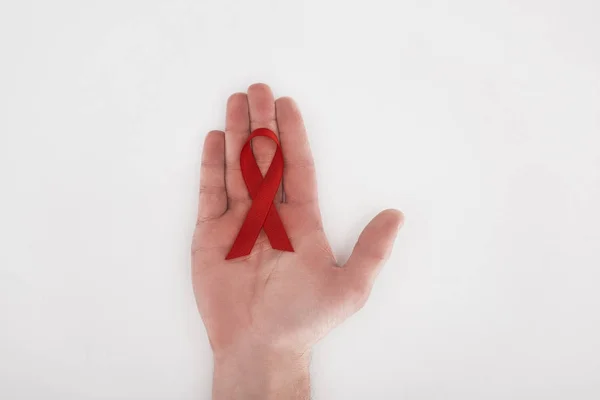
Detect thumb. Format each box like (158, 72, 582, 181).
(343, 209, 404, 289)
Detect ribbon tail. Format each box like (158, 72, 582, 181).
(225, 200, 271, 260)
(263, 207, 294, 252)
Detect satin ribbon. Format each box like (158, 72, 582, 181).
(225, 128, 294, 260)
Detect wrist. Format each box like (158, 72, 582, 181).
(213, 341, 311, 400)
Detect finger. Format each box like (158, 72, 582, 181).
(275, 96, 317, 205)
(197, 131, 227, 223)
(225, 92, 251, 207)
(342, 209, 404, 297)
(247, 83, 283, 203)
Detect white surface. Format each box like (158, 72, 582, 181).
(1, 0, 599, 399)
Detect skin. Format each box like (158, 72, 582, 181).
(192, 83, 404, 400)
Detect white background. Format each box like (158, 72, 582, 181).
(1, 0, 599, 399)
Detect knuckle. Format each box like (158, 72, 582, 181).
(199, 185, 225, 195)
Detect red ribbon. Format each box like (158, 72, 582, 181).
(225, 128, 295, 260)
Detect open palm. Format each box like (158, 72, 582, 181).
(192, 83, 403, 357)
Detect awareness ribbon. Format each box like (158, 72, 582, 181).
(225, 128, 294, 260)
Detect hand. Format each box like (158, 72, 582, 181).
(192, 83, 403, 399)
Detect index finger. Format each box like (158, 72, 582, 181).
(275, 96, 317, 204)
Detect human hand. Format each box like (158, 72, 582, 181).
(192, 83, 403, 399)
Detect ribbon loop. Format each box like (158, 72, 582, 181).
(225, 128, 294, 260)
